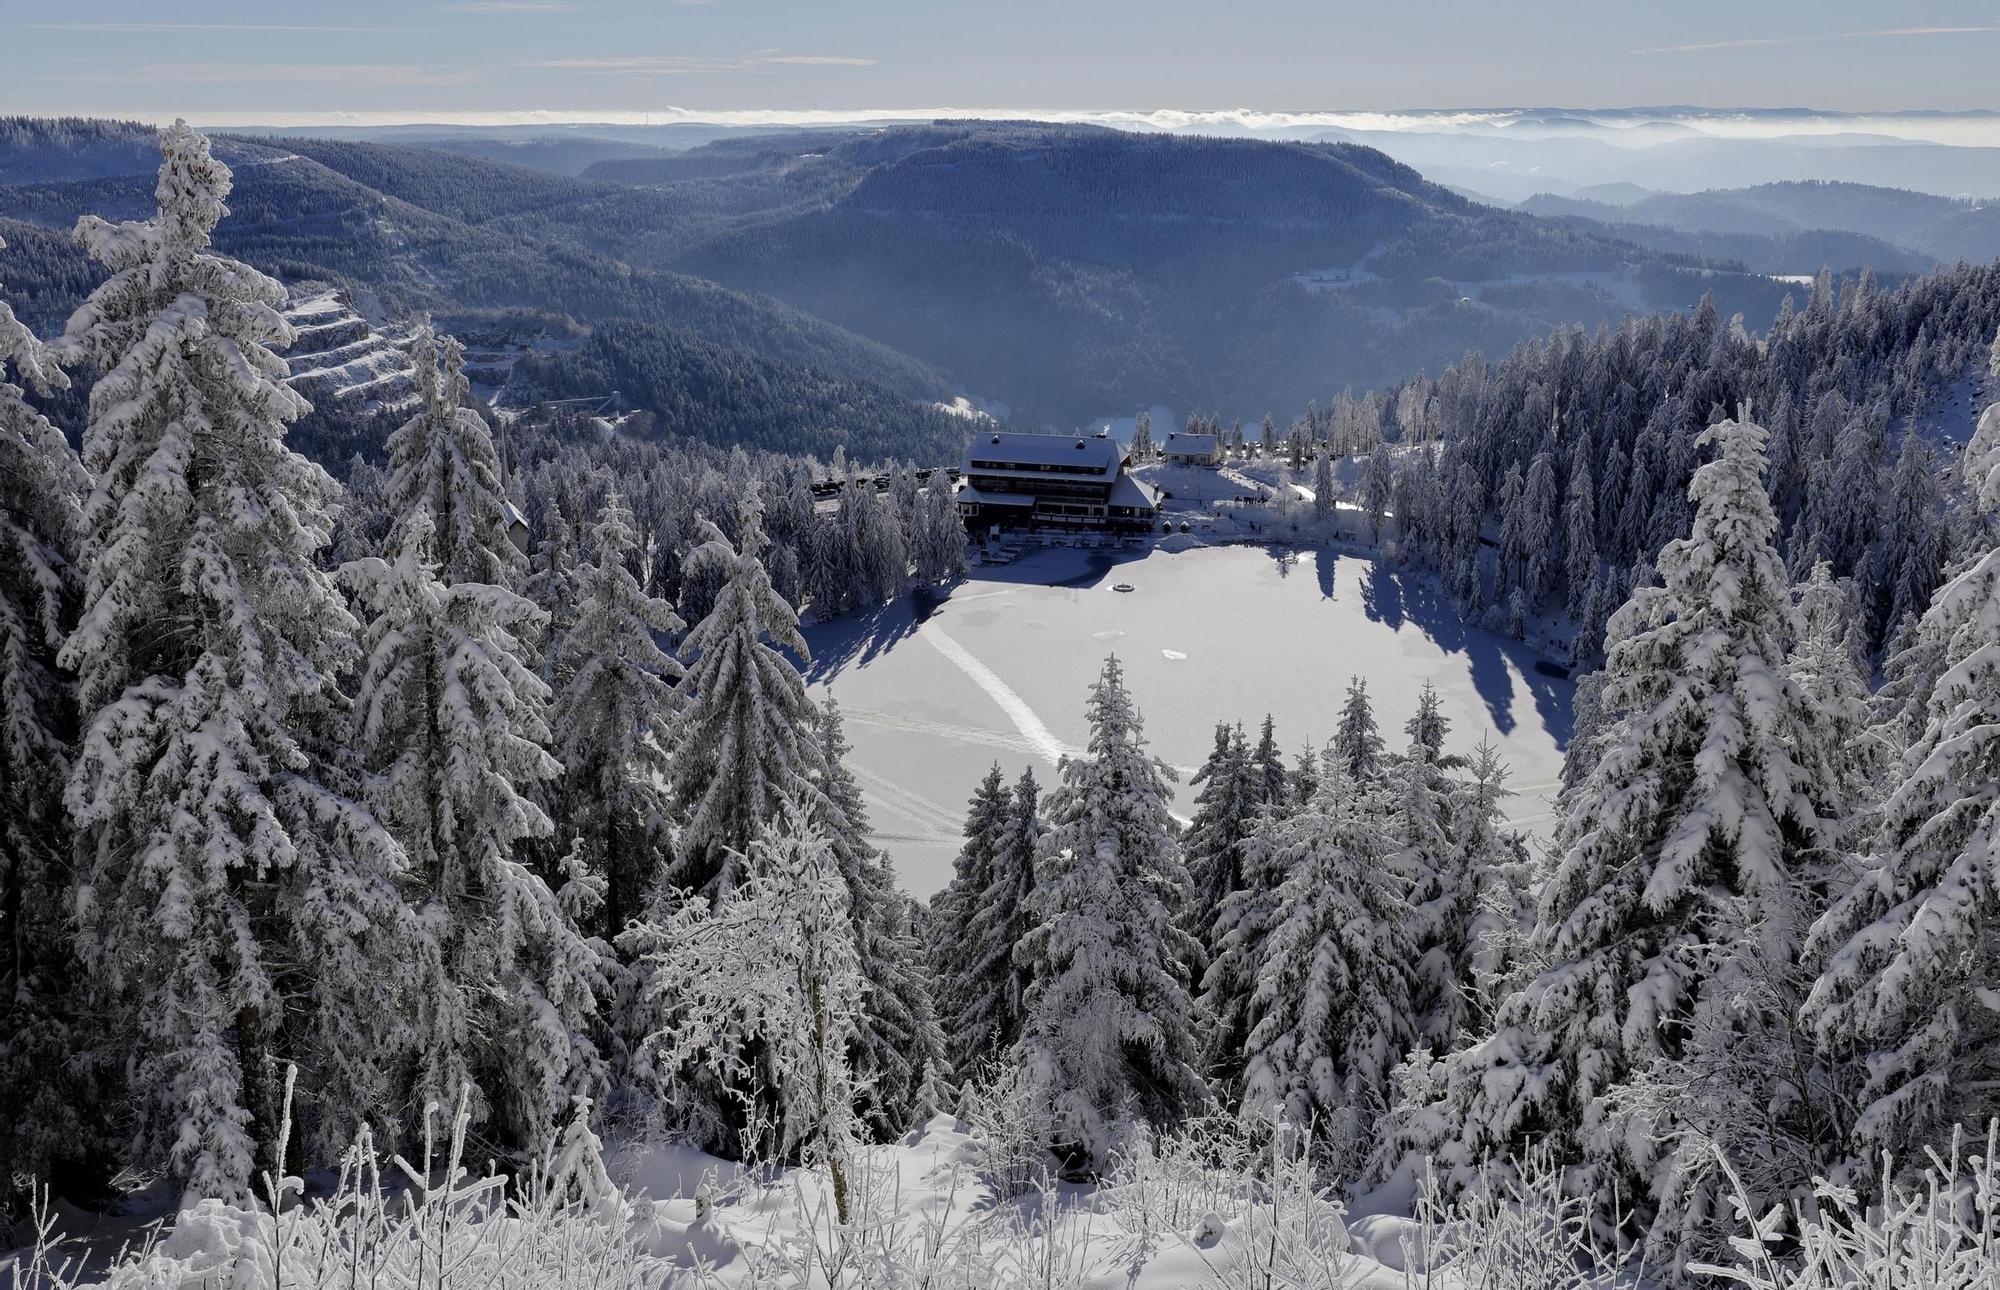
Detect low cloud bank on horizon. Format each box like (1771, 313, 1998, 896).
(143, 105, 2000, 149)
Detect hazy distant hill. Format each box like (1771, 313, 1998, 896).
(0, 126, 967, 463)
(1517, 193, 1932, 276)
(1520, 180, 2000, 272)
(0, 117, 287, 185)
(660, 124, 1788, 419)
(1320, 124, 2000, 205)
(0, 117, 1812, 442)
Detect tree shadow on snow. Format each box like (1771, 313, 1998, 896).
(800, 592, 931, 683)
(1361, 562, 1573, 749)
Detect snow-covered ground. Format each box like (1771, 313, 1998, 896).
(803, 544, 1573, 897)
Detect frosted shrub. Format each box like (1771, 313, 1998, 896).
(4, 1089, 665, 1290)
(1693, 1123, 2000, 1290)
(1407, 1147, 1636, 1290)
(958, 1068, 1065, 1197)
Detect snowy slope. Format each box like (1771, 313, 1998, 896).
(281, 286, 421, 414)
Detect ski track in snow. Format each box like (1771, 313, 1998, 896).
(847, 761, 967, 845)
(923, 626, 1073, 767)
(839, 705, 1075, 761)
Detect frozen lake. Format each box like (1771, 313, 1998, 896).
(802, 544, 1574, 898)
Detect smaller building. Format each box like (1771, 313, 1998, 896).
(958, 430, 1158, 531)
(1162, 431, 1222, 467)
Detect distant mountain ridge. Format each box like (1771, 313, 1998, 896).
(0, 116, 1827, 440)
(0, 122, 969, 464)
(1519, 179, 2000, 273)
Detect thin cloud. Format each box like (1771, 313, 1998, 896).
(1636, 25, 2000, 55)
(448, 2, 580, 10)
(55, 63, 482, 87)
(26, 21, 396, 34)
(528, 51, 875, 74)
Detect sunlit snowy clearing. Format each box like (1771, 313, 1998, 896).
(804, 544, 1573, 896)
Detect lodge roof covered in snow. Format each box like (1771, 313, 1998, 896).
(964, 430, 1125, 479)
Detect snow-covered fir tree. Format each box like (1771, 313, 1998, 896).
(1564, 442, 1599, 622)
(0, 235, 94, 1191)
(526, 498, 583, 675)
(914, 467, 967, 586)
(1013, 655, 1206, 1166)
(1248, 713, 1288, 809)
(933, 764, 1013, 1070)
(1237, 760, 1413, 1170)
(381, 323, 524, 589)
(1332, 675, 1385, 780)
(1183, 721, 1257, 957)
(1407, 417, 1842, 1256)
(550, 493, 685, 939)
(1786, 560, 1890, 835)
(1362, 439, 1394, 543)
(666, 491, 824, 898)
(346, 513, 604, 1157)
(1388, 684, 1465, 1049)
(1804, 399, 2000, 1171)
(1433, 738, 1533, 1043)
(57, 123, 416, 1195)
(944, 765, 1041, 1077)
(813, 700, 946, 1138)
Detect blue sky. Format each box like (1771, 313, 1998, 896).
(8, 0, 2000, 123)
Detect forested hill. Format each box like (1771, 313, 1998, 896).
(661, 124, 1793, 419)
(1520, 179, 2000, 269)
(1376, 261, 2000, 672)
(0, 117, 1856, 450)
(0, 120, 967, 464)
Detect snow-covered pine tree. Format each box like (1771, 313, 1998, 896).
(1332, 675, 1385, 781)
(933, 764, 1013, 1071)
(0, 236, 95, 1192)
(1238, 760, 1414, 1169)
(1803, 400, 2000, 1169)
(1312, 450, 1336, 527)
(1288, 741, 1319, 805)
(57, 123, 415, 1195)
(551, 493, 685, 939)
(1198, 798, 1281, 1102)
(382, 324, 523, 589)
(1013, 656, 1206, 1165)
(1363, 439, 1394, 544)
(635, 797, 865, 1220)
(953, 765, 1041, 1077)
(1249, 713, 1288, 809)
(1434, 738, 1533, 1043)
(1409, 417, 1841, 1248)
(1872, 430, 1946, 639)
(1564, 442, 1599, 621)
(347, 502, 604, 1157)
(915, 467, 967, 586)
(814, 699, 945, 1138)
(1787, 561, 1889, 837)
(667, 491, 824, 898)
(526, 498, 582, 677)
(1390, 684, 1464, 1049)
(1183, 722, 1256, 957)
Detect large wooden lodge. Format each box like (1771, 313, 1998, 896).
(956, 429, 1160, 532)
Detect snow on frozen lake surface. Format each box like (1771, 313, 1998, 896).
(804, 544, 1574, 898)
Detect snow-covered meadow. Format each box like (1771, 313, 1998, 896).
(803, 544, 1572, 896)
